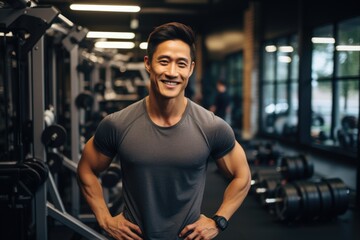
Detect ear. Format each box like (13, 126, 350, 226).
(144, 56, 151, 73)
(189, 61, 195, 76)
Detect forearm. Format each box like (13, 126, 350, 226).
(77, 167, 112, 228)
(215, 174, 251, 220)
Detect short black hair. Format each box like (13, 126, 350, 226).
(146, 22, 196, 62)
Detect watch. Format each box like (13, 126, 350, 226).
(212, 215, 228, 231)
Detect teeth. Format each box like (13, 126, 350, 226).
(163, 81, 177, 86)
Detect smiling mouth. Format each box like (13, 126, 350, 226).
(161, 80, 179, 86)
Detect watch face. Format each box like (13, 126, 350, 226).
(219, 218, 227, 228)
(214, 216, 228, 230)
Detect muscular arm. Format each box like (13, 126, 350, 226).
(180, 141, 251, 239)
(77, 137, 113, 227)
(214, 141, 251, 220)
(77, 137, 142, 239)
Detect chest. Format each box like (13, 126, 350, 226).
(118, 118, 210, 169)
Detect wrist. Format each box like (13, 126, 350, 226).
(212, 215, 228, 231)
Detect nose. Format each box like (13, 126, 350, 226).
(165, 63, 179, 78)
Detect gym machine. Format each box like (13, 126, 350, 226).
(0, 1, 111, 239)
(0, 1, 58, 239)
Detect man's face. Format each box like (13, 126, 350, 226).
(145, 40, 194, 99)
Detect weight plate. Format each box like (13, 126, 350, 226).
(24, 158, 48, 184)
(41, 124, 67, 148)
(294, 157, 304, 180)
(324, 178, 349, 216)
(20, 164, 42, 195)
(293, 181, 308, 220)
(281, 156, 297, 181)
(275, 183, 301, 222)
(303, 181, 321, 220)
(301, 155, 314, 179)
(75, 91, 94, 111)
(101, 163, 122, 188)
(314, 181, 333, 218)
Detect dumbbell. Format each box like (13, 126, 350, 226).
(251, 168, 282, 186)
(250, 168, 282, 195)
(256, 179, 283, 209)
(101, 163, 122, 188)
(255, 143, 281, 166)
(277, 154, 314, 181)
(265, 178, 350, 222)
(246, 142, 281, 166)
(251, 155, 313, 195)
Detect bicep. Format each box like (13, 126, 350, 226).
(78, 136, 114, 176)
(216, 141, 249, 179)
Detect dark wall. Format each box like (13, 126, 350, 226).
(260, 0, 360, 40)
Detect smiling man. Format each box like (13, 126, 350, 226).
(77, 22, 251, 240)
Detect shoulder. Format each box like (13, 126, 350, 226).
(107, 99, 145, 122)
(99, 99, 145, 131)
(187, 99, 216, 124)
(188, 99, 229, 127)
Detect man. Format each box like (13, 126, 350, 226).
(210, 80, 232, 122)
(77, 22, 251, 240)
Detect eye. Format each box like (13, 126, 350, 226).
(178, 62, 187, 68)
(159, 60, 169, 65)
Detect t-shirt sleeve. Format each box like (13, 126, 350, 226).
(93, 115, 118, 158)
(209, 116, 235, 159)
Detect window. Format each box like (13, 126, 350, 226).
(311, 25, 334, 144)
(311, 17, 359, 154)
(261, 35, 299, 138)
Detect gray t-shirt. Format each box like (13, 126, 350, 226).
(94, 98, 235, 240)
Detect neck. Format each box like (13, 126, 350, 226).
(146, 95, 187, 127)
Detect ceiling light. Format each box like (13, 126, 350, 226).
(0, 32, 13, 37)
(70, 4, 141, 12)
(278, 56, 292, 63)
(265, 45, 277, 52)
(87, 31, 135, 39)
(139, 42, 148, 49)
(278, 46, 294, 53)
(95, 41, 135, 49)
(336, 45, 360, 51)
(311, 37, 335, 44)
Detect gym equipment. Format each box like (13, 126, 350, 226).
(251, 168, 282, 187)
(245, 141, 281, 166)
(75, 91, 94, 111)
(44, 109, 55, 127)
(0, 4, 59, 57)
(337, 115, 358, 149)
(251, 154, 314, 190)
(256, 179, 282, 208)
(277, 154, 314, 181)
(41, 124, 67, 148)
(265, 178, 350, 222)
(23, 157, 49, 186)
(46, 152, 63, 173)
(0, 159, 48, 207)
(101, 163, 122, 188)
